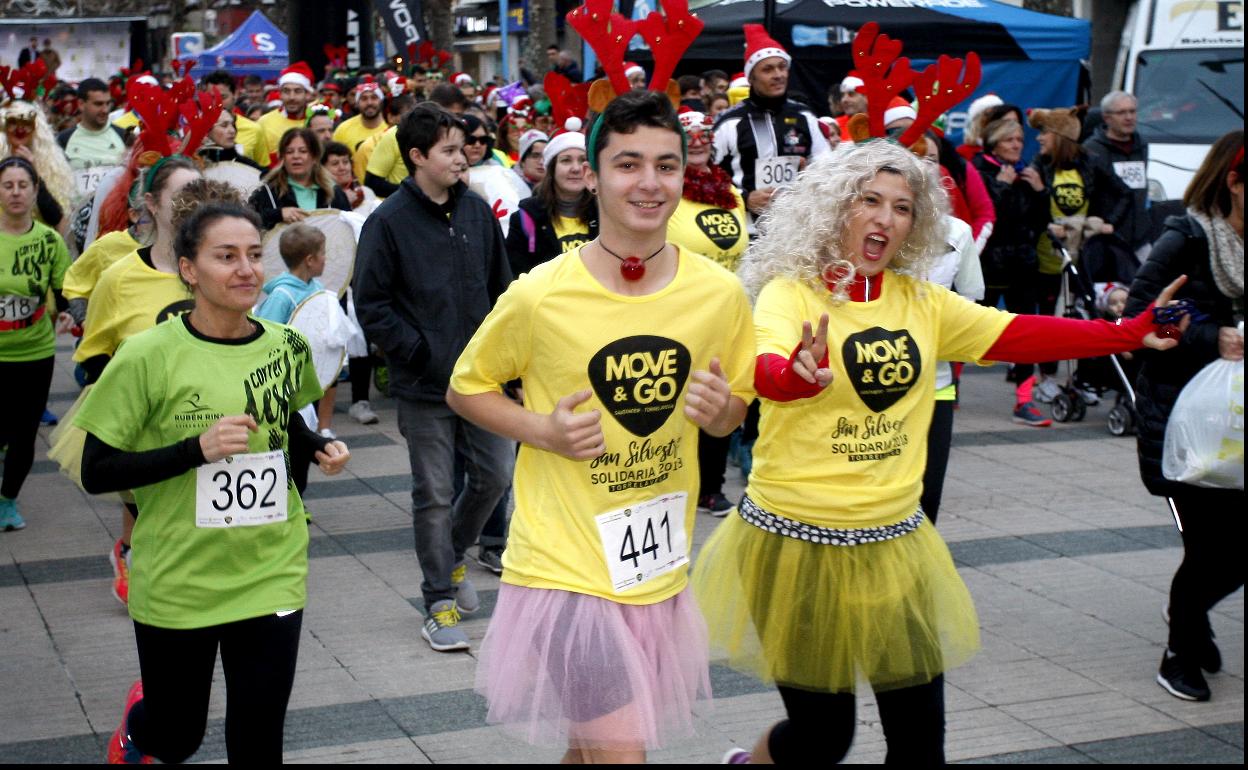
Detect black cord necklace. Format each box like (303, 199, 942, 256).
(598, 240, 667, 281)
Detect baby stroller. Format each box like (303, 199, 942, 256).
(1045, 230, 1140, 436)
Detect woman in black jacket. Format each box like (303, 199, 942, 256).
(504, 128, 597, 278)
(248, 127, 350, 230)
(1126, 130, 1243, 704)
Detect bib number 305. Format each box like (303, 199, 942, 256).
(195, 450, 288, 528)
(595, 492, 689, 594)
(755, 156, 799, 189)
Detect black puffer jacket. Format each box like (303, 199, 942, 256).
(248, 179, 352, 230)
(1125, 214, 1239, 497)
(504, 196, 598, 278)
(971, 153, 1049, 287)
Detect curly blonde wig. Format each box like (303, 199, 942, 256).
(738, 140, 947, 303)
(1, 100, 75, 215)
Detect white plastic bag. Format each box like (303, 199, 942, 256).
(1162, 357, 1245, 490)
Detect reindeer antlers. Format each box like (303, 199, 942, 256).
(897, 53, 981, 146)
(178, 90, 223, 157)
(635, 0, 704, 91)
(567, 0, 638, 97)
(851, 22, 915, 139)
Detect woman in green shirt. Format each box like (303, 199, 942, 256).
(248, 127, 351, 230)
(0, 156, 72, 531)
(75, 201, 350, 763)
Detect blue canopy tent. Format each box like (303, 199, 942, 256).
(651, 0, 1091, 145)
(198, 11, 289, 81)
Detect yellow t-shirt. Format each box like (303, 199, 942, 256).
(74, 250, 193, 362)
(553, 216, 593, 253)
(450, 247, 756, 604)
(256, 110, 307, 159)
(1037, 167, 1088, 275)
(233, 113, 271, 168)
(748, 274, 1012, 529)
(352, 128, 387, 183)
(332, 114, 388, 154)
(365, 129, 409, 188)
(62, 230, 140, 301)
(666, 192, 748, 271)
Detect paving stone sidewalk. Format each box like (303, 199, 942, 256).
(0, 344, 1241, 764)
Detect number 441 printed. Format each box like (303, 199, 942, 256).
(595, 492, 690, 594)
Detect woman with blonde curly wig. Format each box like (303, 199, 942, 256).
(697, 140, 1193, 765)
(1, 99, 74, 233)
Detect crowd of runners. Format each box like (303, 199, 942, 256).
(1, 4, 1243, 764)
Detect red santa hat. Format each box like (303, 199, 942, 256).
(278, 62, 314, 92)
(453, 72, 474, 87)
(839, 74, 864, 94)
(264, 88, 282, 108)
(624, 62, 645, 80)
(542, 116, 586, 168)
(729, 72, 748, 90)
(743, 23, 790, 80)
(356, 75, 383, 97)
(883, 96, 916, 127)
(677, 107, 712, 134)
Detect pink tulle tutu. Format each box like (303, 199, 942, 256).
(475, 583, 712, 751)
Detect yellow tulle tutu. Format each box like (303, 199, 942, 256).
(692, 507, 980, 694)
(46, 385, 91, 490)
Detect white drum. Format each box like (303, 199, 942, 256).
(203, 160, 263, 200)
(261, 210, 357, 298)
(287, 290, 353, 390)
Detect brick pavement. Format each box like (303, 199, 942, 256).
(0, 343, 1241, 764)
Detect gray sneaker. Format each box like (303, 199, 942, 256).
(1033, 378, 1063, 404)
(348, 400, 379, 425)
(475, 547, 504, 575)
(421, 600, 470, 651)
(451, 563, 480, 614)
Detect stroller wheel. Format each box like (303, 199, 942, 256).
(1052, 393, 1073, 422)
(1107, 404, 1134, 436)
(1072, 398, 1088, 422)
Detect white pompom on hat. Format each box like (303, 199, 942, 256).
(542, 117, 586, 168)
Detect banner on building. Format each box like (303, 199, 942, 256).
(373, 0, 427, 51)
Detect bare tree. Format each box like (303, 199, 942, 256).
(426, 0, 455, 55)
(522, 0, 557, 82)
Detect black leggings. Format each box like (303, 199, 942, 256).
(1168, 487, 1246, 657)
(769, 676, 946, 765)
(0, 356, 55, 500)
(128, 610, 303, 764)
(697, 428, 731, 498)
(921, 400, 955, 523)
(349, 355, 375, 403)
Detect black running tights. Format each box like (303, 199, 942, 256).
(0, 356, 54, 500)
(1168, 487, 1246, 657)
(769, 676, 946, 765)
(128, 610, 302, 764)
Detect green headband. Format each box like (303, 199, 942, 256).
(143, 154, 176, 195)
(585, 112, 688, 173)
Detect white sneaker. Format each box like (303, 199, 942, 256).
(1078, 386, 1100, 406)
(319, 428, 337, 440)
(348, 400, 380, 425)
(1033, 378, 1062, 404)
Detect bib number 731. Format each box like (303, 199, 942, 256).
(595, 492, 689, 594)
(195, 450, 288, 528)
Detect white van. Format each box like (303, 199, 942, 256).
(1117, 0, 1244, 202)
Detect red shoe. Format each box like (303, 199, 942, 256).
(109, 539, 130, 606)
(106, 681, 152, 764)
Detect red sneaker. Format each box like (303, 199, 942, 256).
(106, 681, 152, 764)
(109, 539, 130, 606)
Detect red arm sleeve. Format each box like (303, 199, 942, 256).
(984, 304, 1158, 363)
(754, 343, 830, 402)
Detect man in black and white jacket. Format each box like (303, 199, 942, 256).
(712, 24, 831, 223)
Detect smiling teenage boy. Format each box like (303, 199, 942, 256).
(353, 104, 515, 652)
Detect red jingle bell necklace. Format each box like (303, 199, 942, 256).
(599, 240, 666, 281)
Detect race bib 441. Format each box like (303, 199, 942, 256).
(595, 492, 689, 594)
(195, 450, 288, 528)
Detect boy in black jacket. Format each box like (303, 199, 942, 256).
(354, 105, 514, 652)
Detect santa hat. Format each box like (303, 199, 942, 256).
(265, 88, 282, 108)
(729, 72, 748, 90)
(542, 116, 585, 168)
(508, 94, 533, 116)
(356, 75, 383, 97)
(677, 107, 712, 134)
(132, 72, 159, 87)
(839, 74, 864, 94)
(967, 93, 1003, 127)
(453, 72, 474, 87)
(624, 62, 645, 80)
(743, 23, 790, 80)
(883, 96, 916, 127)
(518, 129, 550, 161)
(278, 62, 314, 92)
